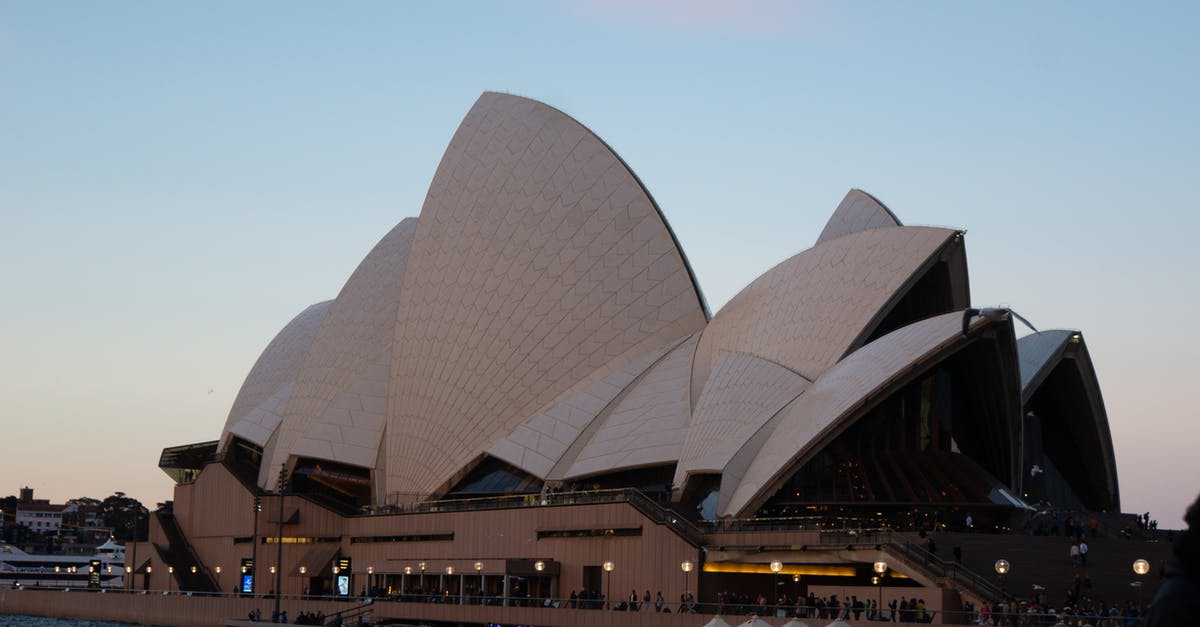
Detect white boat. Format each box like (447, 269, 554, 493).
(1, 539, 130, 589)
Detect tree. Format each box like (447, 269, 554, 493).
(98, 492, 149, 541)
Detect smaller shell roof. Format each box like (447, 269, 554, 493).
(1017, 329, 1077, 392)
(220, 300, 333, 450)
(264, 218, 417, 478)
(721, 310, 1007, 517)
(691, 226, 959, 404)
(816, 188, 902, 245)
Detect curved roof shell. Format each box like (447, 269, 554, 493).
(816, 188, 902, 245)
(1017, 330, 1119, 510)
(220, 300, 333, 451)
(382, 92, 708, 500)
(722, 310, 1019, 517)
(262, 219, 418, 487)
(690, 226, 962, 405)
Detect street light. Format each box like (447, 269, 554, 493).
(1133, 559, 1149, 608)
(474, 562, 484, 604)
(168, 566, 174, 594)
(770, 561, 783, 613)
(994, 559, 1009, 594)
(874, 560, 888, 618)
(603, 561, 614, 609)
(681, 560, 694, 607)
(533, 560, 545, 605)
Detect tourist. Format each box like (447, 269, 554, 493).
(654, 590, 664, 612)
(1144, 492, 1200, 626)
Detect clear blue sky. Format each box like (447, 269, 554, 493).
(1, 1, 1196, 526)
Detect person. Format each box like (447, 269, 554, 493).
(1079, 540, 1088, 567)
(655, 590, 664, 612)
(629, 589, 638, 611)
(1144, 492, 1200, 626)
(643, 589, 651, 612)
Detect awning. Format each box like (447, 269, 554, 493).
(290, 544, 339, 577)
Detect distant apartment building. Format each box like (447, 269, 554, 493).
(16, 502, 67, 531)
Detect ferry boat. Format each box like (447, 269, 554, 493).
(1, 538, 130, 588)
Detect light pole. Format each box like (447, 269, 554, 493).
(168, 566, 174, 594)
(994, 559, 1009, 594)
(251, 494, 260, 596)
(681, 559, 694, 611)
(274, 465, 287, 621)
(419, 562, 427, 598)
(874, 560, 888, 619)
(1133, 558, 1149, 609)
(474, 562, 484, 604)
(535, 560, 545, 604)
(403, 566, 412, 599)
(769, 561, 783, 614)
(603, 561, 614, 610)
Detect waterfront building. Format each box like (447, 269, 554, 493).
(122, 92, 1145, 623)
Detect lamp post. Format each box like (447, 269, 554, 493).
(403, 566, 412, 599)
(874, 560, 888, 619)
(1133, 558, 1149, 609)
(681, 559, 694, 610)
(770, 561, 783, 614)
(168, 566, 174, 594)
(534, 560, 545, 604)
(251, 494, 261, 596)
(474, 562, 484, 604)
(603, 561, 614, 610)
(419, 562, 427, 598)
(994, 559, 1009, 594)
(367, 566, 374, 597)
(274, 465, 287, 622)
(144, 565, 151, 591)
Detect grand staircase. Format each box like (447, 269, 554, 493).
(154, 509, 220, 593)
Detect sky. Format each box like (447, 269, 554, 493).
(1, 1, 1197, 528)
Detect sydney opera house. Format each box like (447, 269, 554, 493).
(127, 92, 1122, 623)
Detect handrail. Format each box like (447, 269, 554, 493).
(884, 541, 1004, 602)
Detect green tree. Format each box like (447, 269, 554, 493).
(98, 492, 149, 541)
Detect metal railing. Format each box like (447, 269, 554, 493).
(371, 488, 705, 544)
(884, 541, 1004, 603)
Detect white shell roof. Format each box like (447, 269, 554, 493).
(816, 188, 902, 245)
(488, 332, 685, 479)
(1016, 329, 1076, 393)
(263, 219, 418, 481)
(721, 310, 1000, 517)
(382, 92, 707, 498)
(220, 300, 333, 450)
(691, 226, 959, 404)
(559, 334, 699, 480)
(674, 351, 809, 488)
